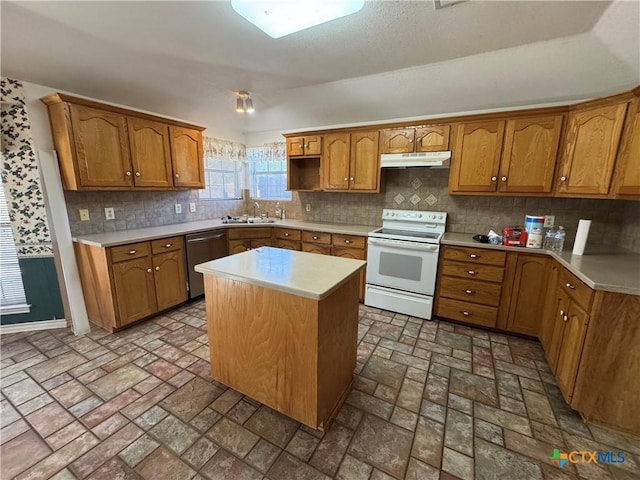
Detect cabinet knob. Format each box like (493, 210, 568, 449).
(409, 139, 413, 143)
(165, 243, 172, 248)
(563, 314, 569, 322)
(344, 177, 348, 181)
(345, 240, 351, 244)
(467, 270, 477, 275)
(560, 176, 567, 182)
(312, 236, 319, 240)
(284, 233, 290, 237)
(464, 289, 474, 295)
(559, 309, 564, 316)
(175, 173, 180, 178)
(566, 283, 575, 289)
(501, 176, 507, 181)
(147, 268, 152, 273)
(155, 266, 160, 271)
(469, 254, 478, 258)
(350, 177, 354, 181)
(129, 250, 136, 254)
(462, 311, 471, 316)
(125, 171, 132, 176)
(135, 172, 141, 177)
(491, 176, 497, 182)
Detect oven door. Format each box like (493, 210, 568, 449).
(366, 237, 439, 295)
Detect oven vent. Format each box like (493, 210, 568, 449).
(380, 151, 451, 168)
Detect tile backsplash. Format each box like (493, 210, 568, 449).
(64, 168, 640, 253)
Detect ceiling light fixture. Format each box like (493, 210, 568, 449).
(231, 0, 365, 39)
(236, 91, 255, 113)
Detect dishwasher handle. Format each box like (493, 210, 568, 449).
(187, 232, 227, 243)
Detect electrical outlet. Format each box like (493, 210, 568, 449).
(544, 215, 555, 228)
(104, 207, 115, 220)
(305, 203, 311, 212)
(189, 203, 196, 213)
(79, 209, 90, 221)
(175, 203, 182, 214)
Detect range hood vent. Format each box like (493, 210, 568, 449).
(380, 151, 451, 168)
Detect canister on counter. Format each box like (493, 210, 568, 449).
(526, 227, 543, 249)
(524, 215, 545, 234)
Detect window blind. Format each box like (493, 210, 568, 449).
(0, 185, 29, 314)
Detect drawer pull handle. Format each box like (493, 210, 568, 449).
(345, 240, 351, 244)
(147, 268, 152, 273)
(312, 236, 319, 240)
(464, 289, 474, 295)
(165, 243, 172, 248)
(129, 250, 137, 254)
(469, 254, 478, 258)
(462, 311, 471, 316)
(467, 270, 477, 275)
(566, 283, 575, 289)
(155, 266, 160, 271)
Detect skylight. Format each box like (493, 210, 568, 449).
(231, 1, 365, 39)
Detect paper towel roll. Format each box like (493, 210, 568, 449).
(572, 219, 592, 256)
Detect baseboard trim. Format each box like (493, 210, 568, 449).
(0, 318, 68, 335)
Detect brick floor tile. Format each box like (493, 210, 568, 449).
(26, 402, 75, 437)
(245, 438, 282, 473)
(0, 429, 51, 479)
(136, 446, 196, 480)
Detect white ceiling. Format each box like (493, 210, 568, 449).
(2, 0, 639, 140)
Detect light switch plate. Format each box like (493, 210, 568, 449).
(175, 204, 182, 214)
(544, 215, 555, 227)
(79, 209, 90, 221)
(189, 203, 196, 213)
(305, 204, 311, 212)
(104, 207, 115, 220)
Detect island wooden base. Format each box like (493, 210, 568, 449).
(203, 274, 360, 430)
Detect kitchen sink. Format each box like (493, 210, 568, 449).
(221, 216, 275, 224)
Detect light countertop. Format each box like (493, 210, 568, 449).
(194, 246, 366, 300)
(443, 232, 640, 296)
(72, 219, 376, 247)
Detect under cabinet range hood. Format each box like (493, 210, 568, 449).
(380, 151, 451, 168)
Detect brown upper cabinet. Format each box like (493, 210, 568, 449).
(287, 135, 322, 157)
(41, 93, 205, 190)
(323, 131, 381, 192)
(555, 100, 628, 196)
(612, 93, 640, 198)
(449, 120, 506, 192)
(449, 115, 564, 194)
(380, 125, 450, 154)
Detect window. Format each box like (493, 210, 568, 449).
(199, 137, 244, 200)
(248, 142, 291, 200)
(0, 185, 29, 314)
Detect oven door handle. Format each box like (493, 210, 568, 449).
(368, 238, 439, 252)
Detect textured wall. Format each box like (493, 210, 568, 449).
(64, 167, 639, 254)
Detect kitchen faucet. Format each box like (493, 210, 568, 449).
(253, 202, 260, 217)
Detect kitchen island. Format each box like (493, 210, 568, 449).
(195, 247, 366, 430)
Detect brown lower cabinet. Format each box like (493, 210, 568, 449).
(75, 236, 187, 331)
(227, 228, 272, 254)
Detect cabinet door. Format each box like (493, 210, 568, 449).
(287, 136, 304, 156)
(112, 257, 157, 325)
(128, 117, 173, 188)
(539, 261, 560, 353)
(380, 128, 415, 154)
(556, 102, 627, 195)
(302, 243, 331, 255)
(613, 98, 640, 197)
(69, 105, 133, 188)
(322, 134, 351, 190)
(153, 250, 187, 311)
(547, 288, 569, 374)
(415, 125, 450, 152)
(170, 126, 204, 188)
(499, 115, 563, 193)
(556, 300, 589, 402)
(333, 247, 366, 302)
(228, 240, 251, 254)
(449, 120, 505, 192)
(504, 254, 549, 336)
(350, 131, 380, 192)
(304, 136, 322, 156)
(250, 239, 271, 249)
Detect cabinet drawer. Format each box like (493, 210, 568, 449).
(443, 246, 506, 266)
(273, 228, 301, 241)
(273, 239, 301, 251)
(111, 242, 150, 263)
(561, 269, 594, 309)
(227, 228, 271, 240)
(302, 243, 332, 255)
(151, 236, 183, 254)
(440, 261, 504, 283)
(332, 234, 365, 249)
(301, 230, 332, 245)
(436, 297, 498, 328)
(333, 247, 365, 260)
(438, 276, 502, 307)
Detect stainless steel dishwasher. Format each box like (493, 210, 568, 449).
(185, 230, 228, 299)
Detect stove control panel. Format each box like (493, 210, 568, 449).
(382, 209, 446, 224)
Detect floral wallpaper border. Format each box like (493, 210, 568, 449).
(1, 77, 53, 258)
